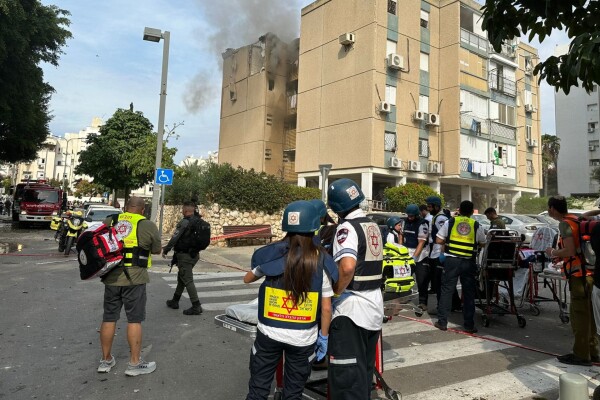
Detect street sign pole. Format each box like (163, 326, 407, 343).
(159, 184, 165, 239)
(319, 164, 333, 203)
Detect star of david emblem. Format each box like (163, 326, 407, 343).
(117, 225, 128, 234)
(281, 295, 299, 314)
(370, 231, 379, 249)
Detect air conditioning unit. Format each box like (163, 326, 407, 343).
(413, 110, 426, 122)
(524, 104, 537, 113)
(589, 127, 596, 133)
(427, 113, 440, 126)
(379, 101, 391, 114)
(387, 53, 404, 70)
(339, 33, 355, 46)
(23, 174, 31, 179)
(388, 156, 401, 168)
(531, 139, 538, 147)
(427, 162, 443, 173)
(590, 145, 596, 151)
(427, 161, 435, 173)
(38, 164, 44, 169)
(525, 65, 533, 75)
(409, 161, 421, 171)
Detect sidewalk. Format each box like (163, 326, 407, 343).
(152, 245, 261, 274)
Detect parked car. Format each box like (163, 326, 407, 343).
(84, 207, 122, 230)
(498, 214, 547, 244)
(526, 213, 559, 234)
(538, 209, 588, 217)
(471, 214, 491, 228)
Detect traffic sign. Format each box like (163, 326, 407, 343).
(155, 168, 174, 185)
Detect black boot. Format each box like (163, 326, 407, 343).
(183, 301, 202, 315)
(166, 294, 181, 309)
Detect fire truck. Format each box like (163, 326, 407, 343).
(11, 180, 64, 226)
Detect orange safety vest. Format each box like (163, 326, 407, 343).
(558, 215, 591, 277)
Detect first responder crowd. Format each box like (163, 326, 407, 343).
(92, 188, 600, 397)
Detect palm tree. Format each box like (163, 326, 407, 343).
(541, 134, 560, 196)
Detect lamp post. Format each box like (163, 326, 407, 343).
(143, 26, 170, 223)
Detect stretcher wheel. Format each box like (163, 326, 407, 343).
(482, 315, 490, 327)
(415, 310, 423, 318)
(530, 305, 541, 316)
(517, 316, 526, 328)
(560, 315, 570, 324)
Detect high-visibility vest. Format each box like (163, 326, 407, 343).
(115, 212, 151, 268)
(446, 216, 478, 258)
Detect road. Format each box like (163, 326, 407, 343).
(1, 219, 599, 399)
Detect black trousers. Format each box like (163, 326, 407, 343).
(246, 330, 315, 400)
(415, 258, 433, 305)
(328, 316, 380, 400)
(431, 257, 462, 310)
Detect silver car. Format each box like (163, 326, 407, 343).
(499, 214, 548, 244)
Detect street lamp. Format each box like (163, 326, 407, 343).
(143, 26, 170, 223)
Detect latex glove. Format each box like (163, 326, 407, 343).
(315, 330, 329, 361)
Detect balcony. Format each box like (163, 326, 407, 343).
(488, 42, 517, 60)
(460, 29, 488, 53)
(287, 94, 297, 115)
(489, 71, 516, 97)
(460, 114, 516, 141)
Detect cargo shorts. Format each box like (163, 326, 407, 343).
(102, 284, 146, 323)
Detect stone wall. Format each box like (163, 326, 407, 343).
(160, 204, 285, 247)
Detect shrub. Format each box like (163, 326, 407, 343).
(384, 183, 444, 212)
(166, 162, 322, 213)
(514, 195, 549, 214)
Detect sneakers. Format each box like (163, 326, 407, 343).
(166, 299, 179, 309)
(418, 304, 428, 312)
(97, 356, 116, 373)
(462, 326, 478, 334)
(125, 359, 157, 376)
(556, 353, 592, 367)
(433, 321, 447, 331)
(592, 355, 600, 363)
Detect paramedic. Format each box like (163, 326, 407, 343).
(434, 200, 486, 334)
(402, 204, 430, 312)
(243, 200, 337, 400)
(427, 196, 461, 311)
(546, 196, 598, 366)
(163, 201, 202, 315)
(386, 216, 403, 246)
(98, 196, 161, 376)
(327, 178, 384, 400)
(582, 208, 600, 338)
(309, 198, 337, 253)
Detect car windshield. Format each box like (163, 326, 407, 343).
(471, 215, 490, 225)
(512, 215, 537, 223)
(88, 209, 121, 221)
(22, 189, 58, 203)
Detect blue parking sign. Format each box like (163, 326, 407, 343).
(155, 168, 174, 185)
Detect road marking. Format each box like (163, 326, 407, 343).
(36, 259, 77, 264)
(170, 286, 258, 298)
(402, 358, 600, 399)
(162, 272, 245, 281)
(165, 279, 260, 288)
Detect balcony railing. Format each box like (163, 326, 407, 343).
(460, 28, 488, 52)
(488, 42, 517, 60)
(460, 114, 516, 141)
(489, 71, 516, 97)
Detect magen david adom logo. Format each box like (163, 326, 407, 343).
(456, 221, 472, 236)
(288, 211, 300, 226)
(346, 185, 360, 200)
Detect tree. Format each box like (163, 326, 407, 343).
(541, 134, 560, 196)
(73, 179, 104, 199)
(0, 1, 72, 162)
(482, 0, 600, 94)
(384, 183, 444, 212)
(75, 108, 176, 200)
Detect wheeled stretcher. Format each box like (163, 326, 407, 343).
(476, 229, 527, 328)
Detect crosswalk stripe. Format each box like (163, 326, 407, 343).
(402, 358, 599, 399)
(169, 286, 258, 298)
(202, 301, 251, 311)
(166, 279, 260, 288)
(383, 336, 512, 369)
(162, 272, 245, 281)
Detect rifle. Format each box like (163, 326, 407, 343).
(169, 254, 178, 273)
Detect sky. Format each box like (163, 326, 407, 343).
(40, 0, 569, 164)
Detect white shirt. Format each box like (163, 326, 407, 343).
(436, 217, 487, 258)
(429, 212, 449, 259)
(332, 209, 384, 331)
(253, 267, 333, 347)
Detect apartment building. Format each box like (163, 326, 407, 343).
(554, 45, 600, 196)
(218, 0, 542, 212)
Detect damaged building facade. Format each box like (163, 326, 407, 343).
(218, 0, 542, 212)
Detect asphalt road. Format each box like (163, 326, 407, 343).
(1, 220, 600, 399)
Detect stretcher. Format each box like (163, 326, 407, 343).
(214, 286, 420, 400)
(476, 229, 527, 328)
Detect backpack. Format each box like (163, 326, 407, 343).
(187, 216, 211, 252)
(76, 216, 124, 280)
(564, 216, 600, 270)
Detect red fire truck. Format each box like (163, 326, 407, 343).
(11, 180, 64, 226)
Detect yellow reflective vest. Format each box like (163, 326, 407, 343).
(115, 212, 151, 268)
(446, 216, 478, 258)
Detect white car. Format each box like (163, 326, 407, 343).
(84, 207, 122, 230)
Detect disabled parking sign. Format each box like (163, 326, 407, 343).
(155, 168, 174, 185)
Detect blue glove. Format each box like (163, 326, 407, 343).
(315, 330, 329, 361)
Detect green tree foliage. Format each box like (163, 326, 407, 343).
(1, 177, 10, 194)
(541, 134, 560, 196)
(166, 162, 321, 213)
(0, 1, 72, 162)
(515, 195, 549, 214)
(75, 108, 176, 200)
(73, 179, 104, 199)
(482, 0, 600, 94)
(384, 183, 444, 212)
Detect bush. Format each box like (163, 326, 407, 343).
(384, 183, 444, 212)
(165, 162, 321, 213)
(514, 195, 548, 214)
